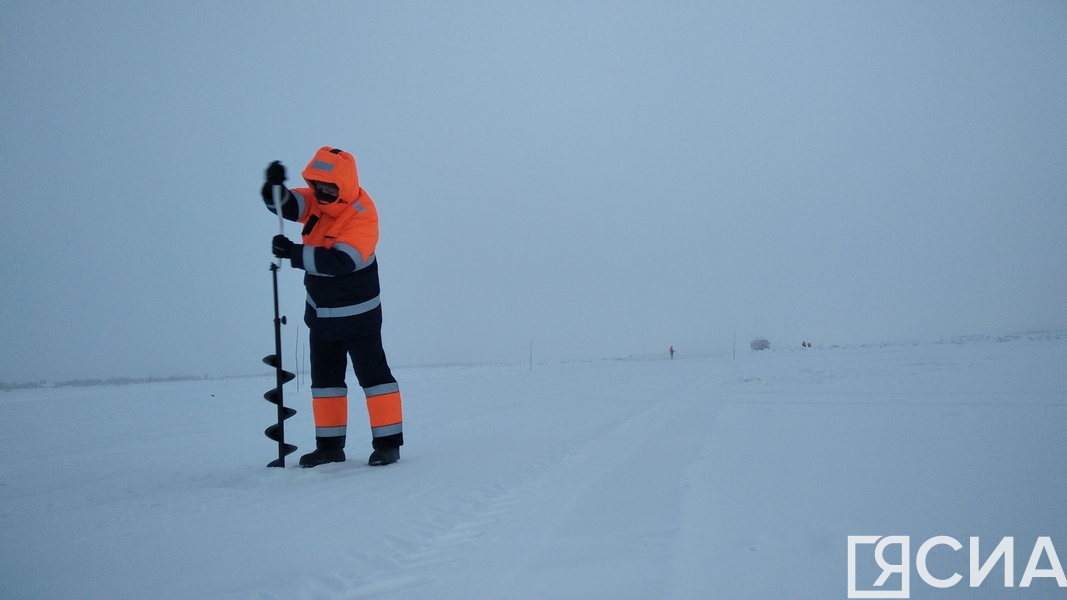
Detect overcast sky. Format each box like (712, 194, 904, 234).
(2, 1, 1065, 383)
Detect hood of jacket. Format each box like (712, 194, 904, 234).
(301, 146, 361, 217)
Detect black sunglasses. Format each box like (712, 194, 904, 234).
(310, 181, 340, 203)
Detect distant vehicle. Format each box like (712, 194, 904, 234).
(750, 338, 770, 351)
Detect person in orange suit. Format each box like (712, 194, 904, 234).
(263, 147, 403, 467)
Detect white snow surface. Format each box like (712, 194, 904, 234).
(2, 334, 1065, 599)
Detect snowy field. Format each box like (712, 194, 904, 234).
(2, 333, 1065, 599)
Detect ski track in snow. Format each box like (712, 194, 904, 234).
(1, 334, 1065, 599)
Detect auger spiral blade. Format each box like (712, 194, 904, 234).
(264, 388, 280, 405)
(264, 374, 297, 467)
(264, 357, 296, 382)
(264, 409, 296, 441)
(263, 255, 297, 467)
(267, 444, 297, 468)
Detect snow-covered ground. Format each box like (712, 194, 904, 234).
(2, 334, 1065, 599)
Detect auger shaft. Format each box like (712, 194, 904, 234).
(263, 184, 297, 467)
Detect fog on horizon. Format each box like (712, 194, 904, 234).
(1, 1, 1065, 384)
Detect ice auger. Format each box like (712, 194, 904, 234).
(263, 183, 297, 467)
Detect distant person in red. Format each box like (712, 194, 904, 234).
(669, 346, 675, 359)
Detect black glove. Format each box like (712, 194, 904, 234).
(272, 234, 294, 259)
(265, 161, 287, 185)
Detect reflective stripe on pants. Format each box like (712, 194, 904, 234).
(311, 388, 347, 439)
(365, 383, 402, 439)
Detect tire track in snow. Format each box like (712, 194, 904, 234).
(469, 363, 725, 599)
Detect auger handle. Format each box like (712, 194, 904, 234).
(271, 184, 285, 267)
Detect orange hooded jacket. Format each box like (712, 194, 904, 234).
(293, 146, 379, 263)
(267, 147, 384, 337)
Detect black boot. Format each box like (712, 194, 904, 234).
(299, 447, 345, 468)
(301, 436, 346, 468)
(368, 445, 400, 466)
